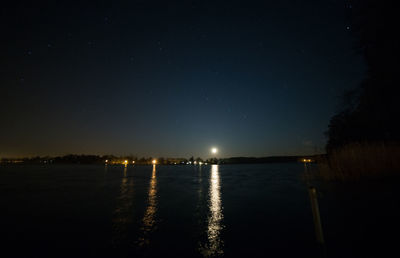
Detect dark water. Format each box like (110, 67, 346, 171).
(0, 164, 399, 258)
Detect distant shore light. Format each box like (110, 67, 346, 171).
(152, 159, 157, 164)
(124, 160, 128, 164)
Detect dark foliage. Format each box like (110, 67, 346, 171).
(53, 154, 104, 164)
(219, 156, 317, 164)
(326, 0, 400, 151)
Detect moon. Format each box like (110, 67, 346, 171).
(211, 147, 218, 154)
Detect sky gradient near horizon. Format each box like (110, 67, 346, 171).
(1, 0, 365, 158)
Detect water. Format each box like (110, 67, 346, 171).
(1, 164, 398, 257)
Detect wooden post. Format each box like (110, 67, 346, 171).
(309, 186, 327, 258)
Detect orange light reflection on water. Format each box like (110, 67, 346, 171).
(137, 164, 158, 247)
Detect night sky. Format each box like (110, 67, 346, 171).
(1, 0, 365, 158)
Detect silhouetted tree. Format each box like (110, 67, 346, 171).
(326, 0, 400, 151)
(139, 157, 146, 164)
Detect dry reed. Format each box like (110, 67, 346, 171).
(309, 142, 400, 181)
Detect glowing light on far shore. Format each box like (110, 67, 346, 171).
(132, 161, 135, 164)
(152, 159, 157, 165)
(124, 160, 128, 164)
(105, 159, 108, 163)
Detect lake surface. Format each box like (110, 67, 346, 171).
(0, 164, 399, 258)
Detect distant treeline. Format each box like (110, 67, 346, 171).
(0, 155, 192, 165)
(0, 154, 323, 165)
(219, 156, 318, 164)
